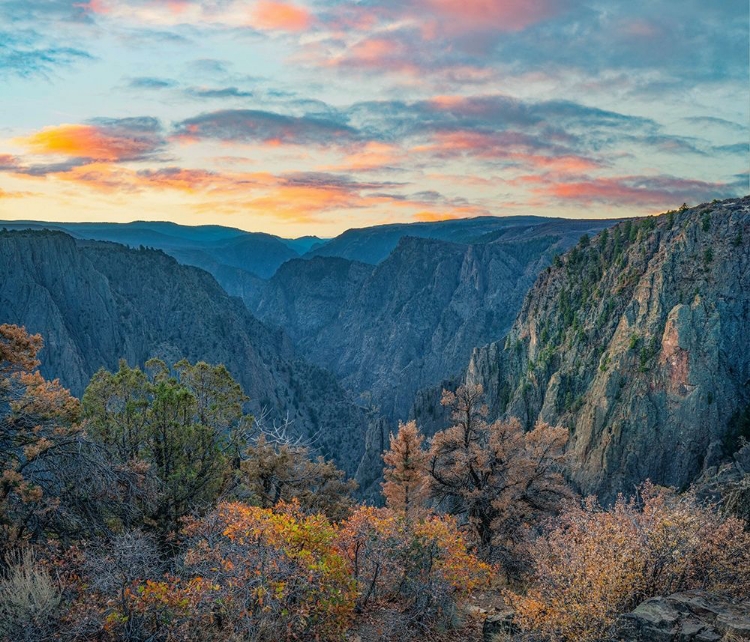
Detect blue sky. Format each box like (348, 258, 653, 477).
(0, 0, 747, 236)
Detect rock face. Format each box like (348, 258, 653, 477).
(465, 197, 750, 501)
(250, 219, 616, 421)
(0, 230, 367, 475)
(611, 591, 750, 641)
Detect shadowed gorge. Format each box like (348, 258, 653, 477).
(0, 229, 367, 476)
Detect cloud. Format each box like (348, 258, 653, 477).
(174, 109, 360, 146)
(184, 86, 254, 99)
(71, 0, 314, 33)
(17, 117, 165, 162)
(0, 155, 22, 171)
(0, 31, 92, 79)
(0, 187, 30, 198)
(534, 174, 744, 208)
(0, 0, 95, 23)
(127, 76, 177, 90)
(305, 0, 747, 93)
(419, 0, 566, 33)
(252, 0, 312, 31)
(682, 116, 748, 134)
(716, 143, 750, 155)
(347, 94, 653, 142)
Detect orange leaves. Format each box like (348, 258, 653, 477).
(0, 324, 42, 376)
(412, 514, 493, 594)
(427, 385, 571, 572)
(183, 501, 356, 639)
(0, 325, 83, 553)
(337, 505, 491, 624)
(382, 420, 429, 521)
(178, 501, 491, 636)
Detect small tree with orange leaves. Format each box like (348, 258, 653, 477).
(181, 501, 356, 641)
(382, 420, 429, 521)
(0, 325, 119, 554)
(427, 384, 571, 571)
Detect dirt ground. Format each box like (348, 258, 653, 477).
(345, 591, 506, 642)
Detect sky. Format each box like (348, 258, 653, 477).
(0, 0, 748, 237)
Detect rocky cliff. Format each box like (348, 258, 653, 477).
(0, 230, 367, 475)
(465, 197, 750, 501)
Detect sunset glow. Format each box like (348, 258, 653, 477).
(0, 0, 747, 235)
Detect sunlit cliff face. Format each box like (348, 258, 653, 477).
(0, 0, 747, 235)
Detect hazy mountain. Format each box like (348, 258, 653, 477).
(304, 215, 559, 265)
(2, 220, 299, 280)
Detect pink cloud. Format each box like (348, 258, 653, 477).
(252, 0, 312, 32)
(422, 0, 563, 33)
(534, 175, 735, 208)
(412, 130, 602, 173)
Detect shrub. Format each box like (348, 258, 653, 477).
(337, 506, 491, 629)
(0, 549, 61, 642)
(181, 501, 356, 641)
(509, 483, 750, 642)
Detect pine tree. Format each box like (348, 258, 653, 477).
(382, 420, 428, 521)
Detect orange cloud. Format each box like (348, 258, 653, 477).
(326, 142, 404, 172)
(0, 187, 30, 199)
(19, 124, 160, 162)
(252, 0, 311, 31)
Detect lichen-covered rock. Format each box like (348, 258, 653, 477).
(483, 611, 517, 642)
(611, 591, 750, 641)
(467, 197, 750, 501)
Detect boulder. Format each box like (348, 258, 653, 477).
(611, 591, 750, 641)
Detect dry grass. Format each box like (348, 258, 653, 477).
(0, 548, 61, 641)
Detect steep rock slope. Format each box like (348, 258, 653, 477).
(0, 230, 366, 474)
(252, 220, 616, 420)
(465, 198, 750, 501)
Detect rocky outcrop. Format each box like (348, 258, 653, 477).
(466, 197, 750, 501)
(693, 442, 750, 526)
(611, 591, 750, 641)
(0, 230, 367, 475)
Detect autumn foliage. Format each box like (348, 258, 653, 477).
(3, 326, 749, 642)
(338, 506, 491, 626)
(382, 420, 429, 521)
(508, 482, 750, 642)
(0, 324, 97, 554)
(427, 384, 571, 572)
